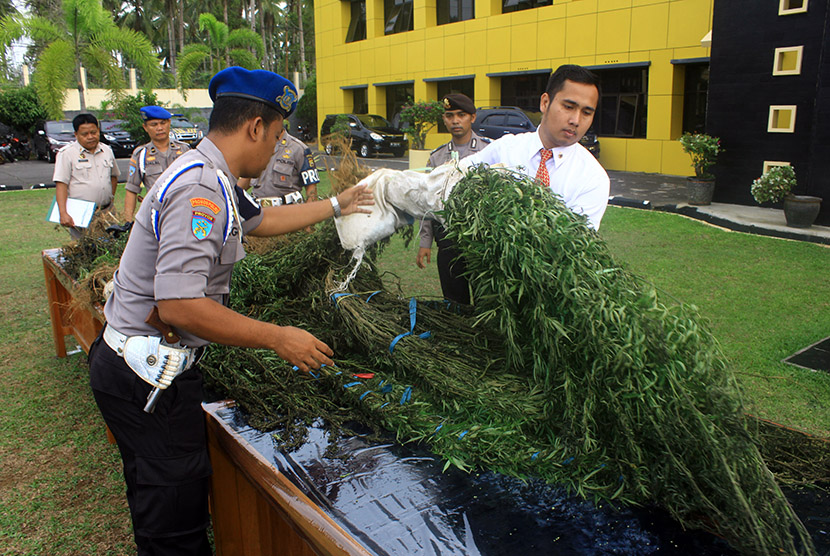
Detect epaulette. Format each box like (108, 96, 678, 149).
(430, 144, 445, 155)
(130, 144, 146, 158)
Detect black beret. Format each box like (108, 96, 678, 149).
(442, 94, 475, 114)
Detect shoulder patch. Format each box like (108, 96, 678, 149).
(190, 197, 221, 214)
(191, 211, 214, 240)
(190, 197, 220, 241)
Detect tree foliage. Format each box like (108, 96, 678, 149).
(294, 73, 316, 130)
(177, 12, 263, 91)
(399, 98, 444, 150)
(98, 90, 163, 145)
(0, 0, 162, 118)
(0, 85, 48, 133)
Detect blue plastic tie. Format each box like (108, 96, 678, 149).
(531, 451, 540, 460)
(380, 384, 393, 393)
(366, 291, 381, 303)
(458, 430, 468, 439)
(380, 402, 389, 409)
(359, 390, 373, 401)
(309, 371, 319, 379)
(399, 386, 413, 405)
(331, 292, 358, 307)
(434, 423, 444, 433)
(389, 298, 432, 354)
(562, 457, 574, 465)
(343, 381, 362, 388)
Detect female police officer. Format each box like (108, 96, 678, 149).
(88, 67, 373, 555)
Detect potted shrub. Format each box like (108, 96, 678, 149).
(399, 98, 444, 169)
(750, 165, 822, 228)
(679, 132, 723, 205)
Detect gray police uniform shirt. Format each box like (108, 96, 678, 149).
(104, 137, 264, 348)
(251, 132, 320, 199)
(52, 140, 120, 207)
(125, 140, 190, 194)
(420, 132, 490, 248)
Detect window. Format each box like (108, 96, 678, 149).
(502, 0, 552, 14)
(346, 0, 366, 43)
(352, 87, 368, 114)
(594, 66, 649, 138)
(773, 46, 804, 76)
(437, 0, 474, 24)
(385, 83, 414, 126)
(763, 161, 791, 174)
(779, 0, 808, 15)
(500, 73, 550, 112)
(682, 63, 709, 134)
(768, 105, 797, 133)
(384, 0, 413, 35)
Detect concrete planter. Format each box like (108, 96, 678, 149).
(408, 149, 431, 170)
(783, 195, 822, 228)
(687, 177, 715, 205)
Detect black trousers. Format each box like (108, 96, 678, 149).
(433, 222, 470, 305)
(88, 332, 213, 556)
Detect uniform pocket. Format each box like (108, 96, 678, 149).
(72, 160, 92, 180)
(146, 163, 163, 182)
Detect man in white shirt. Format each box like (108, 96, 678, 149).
(465, 64, 609, 230)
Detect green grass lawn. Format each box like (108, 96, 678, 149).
(0, 181, 827, 555)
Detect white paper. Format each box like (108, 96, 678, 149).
(46, 197, 97, 228)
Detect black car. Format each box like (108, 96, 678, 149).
(33, 120, 75, 162)
(320, 114, 408, 158)
(475, 106, 600, 158)
(100, 120, 138, 158)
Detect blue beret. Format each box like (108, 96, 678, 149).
(139, 105, 172, 121)
(208, 67, 298, 118)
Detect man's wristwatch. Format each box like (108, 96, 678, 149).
(329, 196, 341, 218)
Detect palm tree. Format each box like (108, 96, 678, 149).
(0, 0, 161, 118)
(176, 12, 263, 91)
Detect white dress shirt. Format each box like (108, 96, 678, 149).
(463, 130, 610, 230)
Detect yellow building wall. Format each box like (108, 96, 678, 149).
(315, 0, 713, 175)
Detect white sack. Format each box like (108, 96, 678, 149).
(331, 160, 483, 292)
(334, 161, 468, 253)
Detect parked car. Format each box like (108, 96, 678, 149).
(475, 106, 542, 140)
(320, 114, 408, 158)
(169, 115, 203, 147)
(474, 106, 600, 158)
(100, 120, 138, 158)
(33, 120, 75, 162)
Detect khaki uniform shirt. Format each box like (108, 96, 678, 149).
(420, 133, 490, 248)
(125, 140, 190, 194)
(251, 132, 320, 200)
(104, 137, 264, 348)
(53, 140, 120, 207)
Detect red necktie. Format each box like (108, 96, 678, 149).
(536, 148, 552, 187)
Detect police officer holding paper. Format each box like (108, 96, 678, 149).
(53, 113, 120, 237)
(416, 94, 489, 304)
(123, 106, 190, 222)
(87, 67, 373, 555)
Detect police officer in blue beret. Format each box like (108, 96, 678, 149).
(123, 106, 191, 222)
(88, 67, 373, 556)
